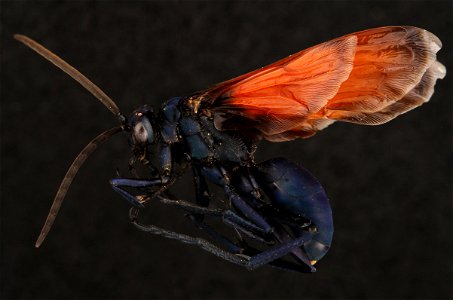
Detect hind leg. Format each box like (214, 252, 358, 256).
(130, 207, 313, 272)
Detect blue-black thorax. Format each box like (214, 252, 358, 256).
(158, 96, 254, 166)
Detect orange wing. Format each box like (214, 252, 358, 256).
(197, 26, 445, 141)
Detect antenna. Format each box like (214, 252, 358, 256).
(14, 34, 122, 117)
(14, 34, 127, 247)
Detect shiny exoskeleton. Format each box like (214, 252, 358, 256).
(16, 27, 445, 274)
(111, 96, 333, 273)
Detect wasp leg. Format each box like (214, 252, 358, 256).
(114, 163, 273, 243)
(200, 165, 315, 270)
(157, 195, 272, 244)
(192, 165, 210, 208)
(110, 178, 163, 207)
(230, 167, 315, 269)
(130, 207, 313, 273)
(110, 141, 180, 206)
(194, 165, 273, 242)
(201, 165, 273, 233)
(111, 176, 271, 242)
(239, 245, 312, 273)
(190, 165, 247, 246)
(129, 207, 247, 263)
(187, 215, 308, 272)
(186, 214, 243, 253)
(202, 165, 313, 269)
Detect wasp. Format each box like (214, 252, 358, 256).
(15, 26, 445, 273)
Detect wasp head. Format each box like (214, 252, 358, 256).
(126, 105, 158, 162)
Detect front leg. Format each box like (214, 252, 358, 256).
(110, 178, 163, 207)
(111, 144, 174, 206)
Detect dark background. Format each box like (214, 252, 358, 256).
(1, 1, 452, 299)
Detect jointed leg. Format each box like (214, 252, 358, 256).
(110, 178, 162, 207)
(111, 176, 272, 242)
(113, 166, 316, 272)
(229, 166, 316, 269)
(186, 214, 243, 254)
(192, 165, 210, 208)
(187, 165, 266, 249)
(130, 207, 314, 272)
(157, 195, 272, 244)
(200, 165, 273, 233)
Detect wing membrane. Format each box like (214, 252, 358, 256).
(200, 26, 445, 141)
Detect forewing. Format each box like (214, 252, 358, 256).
(198, 26, 445, 141)
(202, 34, 357, 139)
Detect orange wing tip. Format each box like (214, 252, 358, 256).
(321, 27, 446, 126)
(325, 59, 446, 125)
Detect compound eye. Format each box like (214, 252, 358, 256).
(133, 118, 154, 145)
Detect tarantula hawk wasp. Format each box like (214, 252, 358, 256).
(16, 26, 445, 273)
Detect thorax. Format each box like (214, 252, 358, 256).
(160, 97, 255, 166)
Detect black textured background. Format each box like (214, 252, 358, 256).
(1, 1, 452, 299)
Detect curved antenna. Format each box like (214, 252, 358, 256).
(14, 34, 121, 117)
(35, 126, 122, 248)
